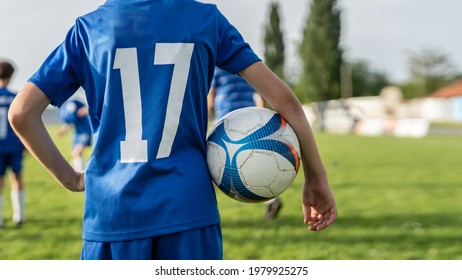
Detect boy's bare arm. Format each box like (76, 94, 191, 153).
(240, 62, 337, 231)
(8, 82, 84, 192)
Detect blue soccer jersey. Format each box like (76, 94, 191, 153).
(0, 88, 23, 154)
(29, 0, 261, 242)
(212, 68, 257, 120)
(59, 99, 92, 147)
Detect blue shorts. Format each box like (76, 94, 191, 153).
(80, 224, 223, 260)
(74, 133, 91, 147)
(0, 151, 23, 176)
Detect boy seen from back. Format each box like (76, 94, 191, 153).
(0, 60, 25, 227)
(8, 0, 336, 259)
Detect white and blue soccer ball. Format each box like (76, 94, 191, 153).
(206, 107, 301, 203)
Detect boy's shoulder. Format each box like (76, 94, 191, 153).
(0, 88, 16, 105)
(0, 87, 16, 95)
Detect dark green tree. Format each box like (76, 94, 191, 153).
(297, 0, 342, 102)
(263, 1, 285, 81)
(347, 59, 391, 97)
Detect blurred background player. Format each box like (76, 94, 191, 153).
(57, 99, 92, 171)
(0, 60, 25, 226)
(208, 67, 265, 120)
(208, 67, 283, 220)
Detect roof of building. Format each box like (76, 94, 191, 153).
(432, 79, 462, 98)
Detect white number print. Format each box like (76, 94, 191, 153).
(0, 107, 8, 139)
(113, 43, 194, 163)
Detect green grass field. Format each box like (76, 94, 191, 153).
(1, 126, 461, 260)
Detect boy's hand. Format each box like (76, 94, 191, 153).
(302, 178, 337, 231)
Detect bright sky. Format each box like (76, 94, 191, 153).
(1, 0, 461, 90)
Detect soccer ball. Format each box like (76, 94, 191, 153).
(206, 107, 301, 203)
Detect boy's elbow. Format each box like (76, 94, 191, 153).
(8, 83, 50, 132)
(8, 102, 31, 133)
(8, 100, 37, 134)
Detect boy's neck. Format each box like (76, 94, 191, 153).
(0, 80, 9, 88)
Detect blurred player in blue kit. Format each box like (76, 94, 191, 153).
(0, 60, 25, 227)
(9, 0, 337, 259)
(208, 68, 283, 220)
(57, 99, 92, 171)
(208, 68, 265, 121)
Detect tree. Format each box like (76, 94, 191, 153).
(263, 1, 286, 82)
(347, 59, 391, 97)
(297, 0, 342, 102)
(407, 48, 459, 98)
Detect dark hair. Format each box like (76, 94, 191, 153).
(0, 61, 15, 80)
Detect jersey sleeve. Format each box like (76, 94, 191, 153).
(28, 22, 84, 108)
(214, 9, 261, 74)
